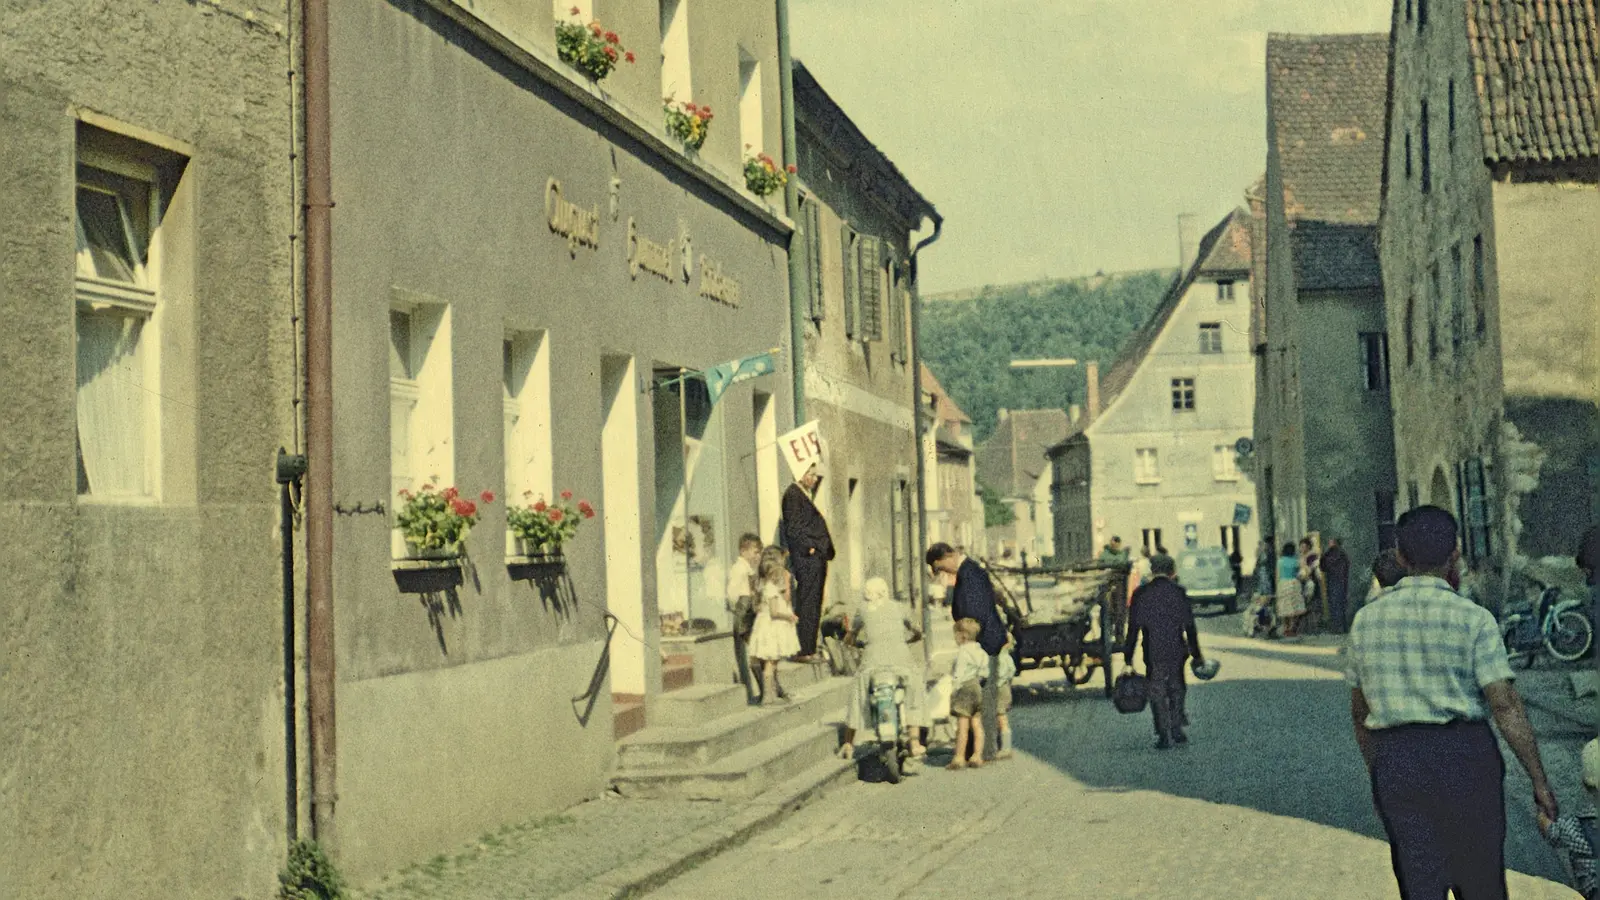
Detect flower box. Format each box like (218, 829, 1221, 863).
(664, 100, 713, 151)
(555, 10, 635, 82)
(392, 482, 494, 566)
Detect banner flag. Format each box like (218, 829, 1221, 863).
(704, 350, 777, 406)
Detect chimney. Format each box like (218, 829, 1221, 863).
(1177, 212, 1199, 273)
(1068, 404, 1081, 425)
(1085, 361, 1100, 422)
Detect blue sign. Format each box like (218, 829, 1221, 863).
(1233, 503, 1252, 526)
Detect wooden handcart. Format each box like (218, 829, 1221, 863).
(983, 558, 1129, 697)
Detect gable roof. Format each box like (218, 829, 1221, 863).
(1048, 209, 1252, 454)
(1268, 33, 1390, 226)
(1467, 0, 1599, 164)
(919, 363, 971, 425)
(977, 409, 1072, 496)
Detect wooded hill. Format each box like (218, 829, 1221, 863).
(919, 268, 1176, 444)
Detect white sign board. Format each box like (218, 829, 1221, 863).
(778, 420, 823, 482)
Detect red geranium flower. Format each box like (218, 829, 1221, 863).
(561, 490, 573, 501)
(443, 486, 459, 501)
(399, 489, 413, 499)
(569, 6, 580, 15)
(579, 501, 596, 519)
(480, 490, 495, 504)
(624, 51, 635, 63)
(451, 498, 476, 517)
(589, 22, 603, 36)
(549, 508, 565, 523)
(604, 31, 618, 44)
(786, 164, 797, 174)
(533, 500, 548, 512)
(603, 45, 617, 60)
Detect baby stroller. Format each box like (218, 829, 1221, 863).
(1242, 594, 1278, 639)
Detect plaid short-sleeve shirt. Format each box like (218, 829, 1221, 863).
(1345, 575, 1515, 729)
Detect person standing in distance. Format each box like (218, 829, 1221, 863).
(1347, 505, 1558, 899)
(781, 463, 833, 661)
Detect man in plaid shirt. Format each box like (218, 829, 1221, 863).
(1347, 505, 1559, 899)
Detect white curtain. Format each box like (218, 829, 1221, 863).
(76, 312, 148, 497)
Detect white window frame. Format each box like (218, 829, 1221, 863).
(75, 148, 163, 502)
(1198, 322, 1223, 354)
(738, 50, 762, 157)
(504, 329, 553, 507)
(1134, 447, 1160, 484)
(1216, 280, 1236, 302)
(1212, 445, 1240, 482)
(660, 0, 692, 104)
(389, 295, 454, 513)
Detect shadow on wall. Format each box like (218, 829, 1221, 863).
(1508, 396, 1599, 559)
(1012, 670, 1568, 886)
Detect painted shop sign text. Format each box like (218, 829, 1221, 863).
(626, 218, 676, 283)
(546, 178, 599, 255)
(698, 256, 741, 307)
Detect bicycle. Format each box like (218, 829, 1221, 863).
(1501, 576, 1594, 668)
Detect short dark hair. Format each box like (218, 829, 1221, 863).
(1396, 505, 1459, 569)
(1281, 542, 1296, 557)
(738, 532, 763, 551)
(1372, 549, 1406, 589)
(1150, 554, 1176, 577)
(925, 542, 957, 568)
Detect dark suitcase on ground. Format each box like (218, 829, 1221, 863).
(1112, 672, 1148, 714)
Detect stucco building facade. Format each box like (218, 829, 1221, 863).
(1378, 0, 1598, 577)
(921, 363, 983, 556)
(1255, 33, 1399, 583)
(1050, 211, 1259, 570)
(793, 61, 938, 607)
(979, 409, 1070, 562)
(326, 0, 794, 880)
(1, 2, 297, 896)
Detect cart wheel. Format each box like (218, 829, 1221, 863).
(883, 748, 901, 784)
(1064, 654, 1093, 685)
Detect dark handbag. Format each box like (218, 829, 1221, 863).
(1112, 672, 1149, 714)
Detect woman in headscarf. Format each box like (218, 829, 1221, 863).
(836, 577, 927, 760)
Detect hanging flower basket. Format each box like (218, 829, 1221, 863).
(664, 99, 713, 150)
(555, 10, 635, 82)
(507, 490, 595, 560)
(742, 150, 795, 197)
(394, 482, 494, 562)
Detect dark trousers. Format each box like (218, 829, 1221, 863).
(1370, 721, 1507, 900)
(732, 629, 758, 701)
(792, 555, 827, 656)
(1327, 580, 1350, 633)
(1147, 662, 1187, 743)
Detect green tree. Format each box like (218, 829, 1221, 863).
(977, 478, 1015, 528)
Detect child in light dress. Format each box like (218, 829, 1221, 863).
(747, 546, 800, 706)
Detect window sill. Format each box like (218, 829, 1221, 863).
(77, 493, 162, 507)
(1134, 479, 1162, 486)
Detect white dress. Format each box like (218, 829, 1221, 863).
(844, 599, 929, 732)
(747, 582, 801, 661)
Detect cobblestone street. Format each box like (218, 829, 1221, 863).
(650, 615, 1589, 899)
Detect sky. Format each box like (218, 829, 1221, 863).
(788, 0, 1393, 293)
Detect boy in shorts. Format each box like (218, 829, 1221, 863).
(948, 618, 987, 769)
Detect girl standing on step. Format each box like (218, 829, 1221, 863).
(748, 546, 801, 706)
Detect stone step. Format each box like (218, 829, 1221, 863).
(617, 676, 851, 771)
(612, 694, 646, 742)
(649, 683, 750, 728)
(609, 723, 843, 801)
(662, 658, 694, 693)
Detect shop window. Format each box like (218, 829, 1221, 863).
(1361, 332, 1389, 390)
(76, 143, 170, 500)
(390, 299, 453, 505)
(1170, 377, 1195, 411)
(1134, 447, 1160, 484)
(504, 330, 552, 506)
(659, 0, 692, 105)
(738, 50, 762, 156)
(1199, 323, 1223, 354)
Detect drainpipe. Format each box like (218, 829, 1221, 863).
(776, 0, 805, 427)
(277, 449, 307, 844)
(908, 214, 944, 668)
(302, 0, 338, 849)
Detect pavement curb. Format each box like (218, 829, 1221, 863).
(549, 754, 859, 900)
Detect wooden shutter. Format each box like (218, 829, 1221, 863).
(858, 234, 882, 341)
(841, 225, 858, 338)
(888, 256, 907, 362)
(805, 197, 824, 320)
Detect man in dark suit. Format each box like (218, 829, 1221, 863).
(1123, 553, 1205, 750)
(926, 542, 1008, 760)
(781, 464, 833, 660)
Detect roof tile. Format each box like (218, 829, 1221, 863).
(1467, 0, 1598, 163)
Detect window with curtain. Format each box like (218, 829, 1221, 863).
(75, 161, 159, 499)
(1134, 447, 1160, 483)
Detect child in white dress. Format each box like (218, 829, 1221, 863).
(747, 546, 801, 706)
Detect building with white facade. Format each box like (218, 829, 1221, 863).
(1049, 210, 1258, 571)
